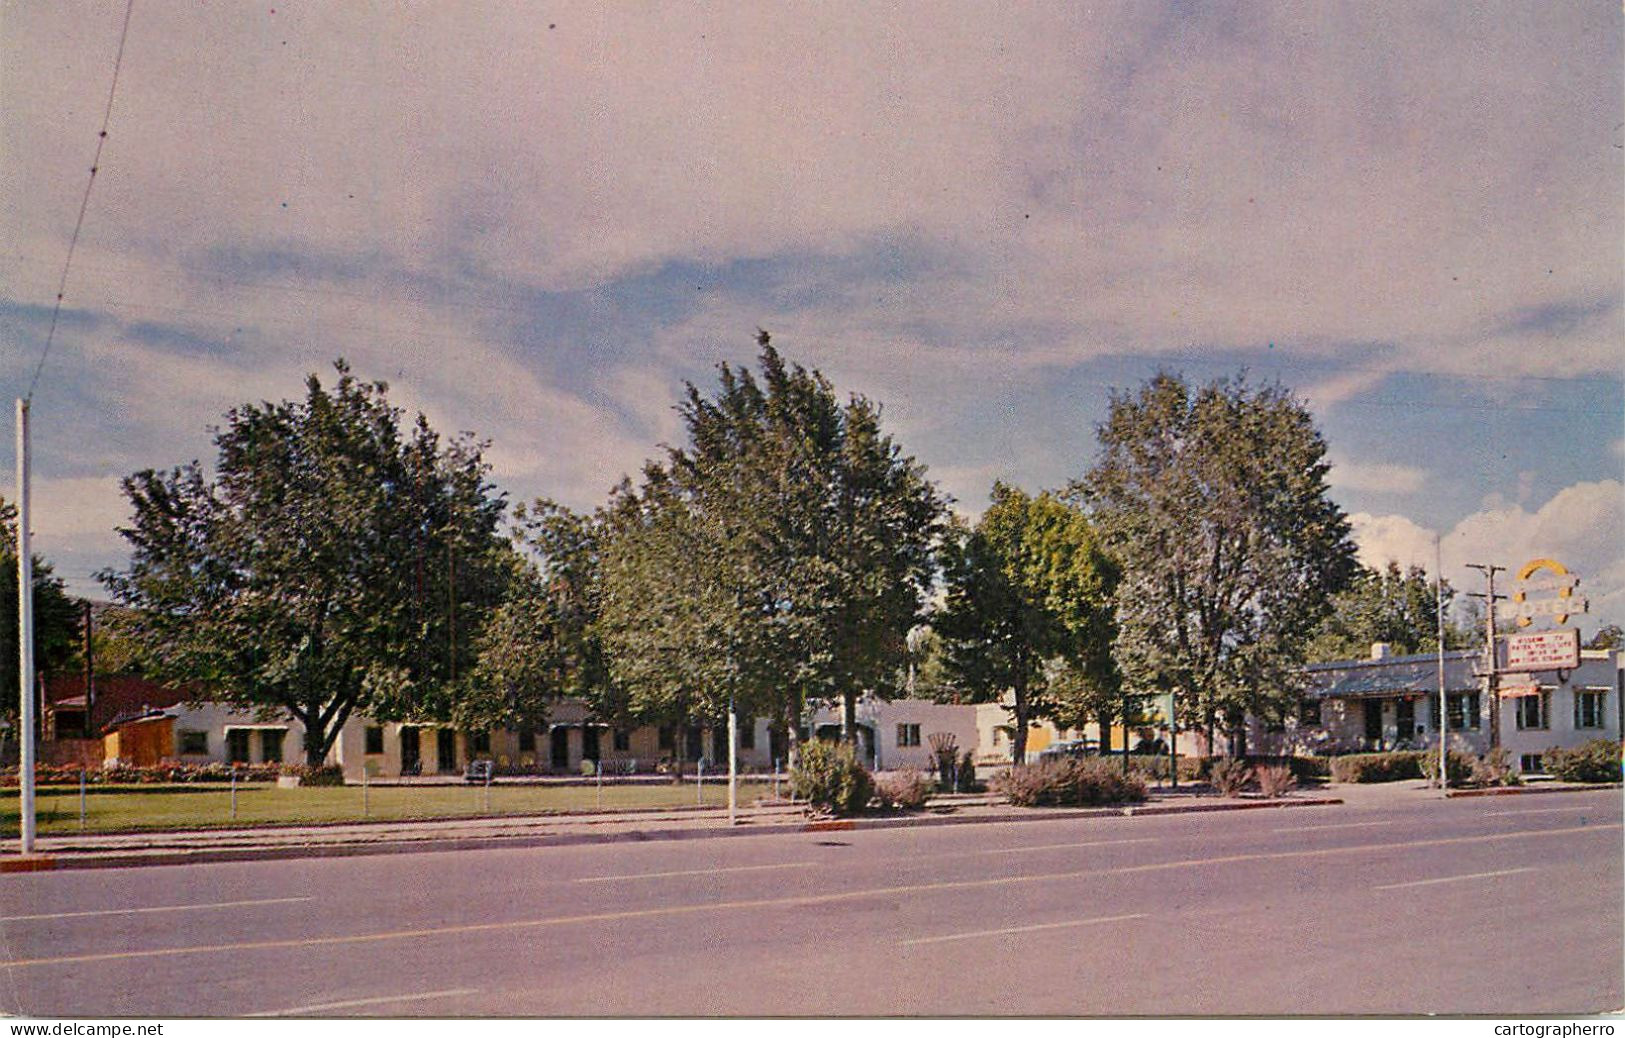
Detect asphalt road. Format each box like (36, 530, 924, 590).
(0, 788, 1619, 1017)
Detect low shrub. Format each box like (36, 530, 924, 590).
(1, 762, 283, 786)
(992, 757, 1148, 807)
(1328, 751, 1429, 784)
(279, 764, 346, 787)
(873, 770, 933, 810)
(789, 740, 873, 816)
(1417, 749, 1477, 788)
(1256, 763, 1297, 798)
(1470, 747, 1520, 788)
(1543, 740, 1621, 784)
(1208, 758, 1253, 797)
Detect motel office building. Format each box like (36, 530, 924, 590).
(1253, 643, 1622, 774)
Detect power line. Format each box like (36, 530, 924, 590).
(24, 0, 137, 401)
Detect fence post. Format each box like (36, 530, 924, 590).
(596, 760, 602, 812)
(696, 758, 704, 806)
(362, 764, 369, 819)
(79, 768, 86, 831)
(773, 757, 780, 800)
(484, 764, 492, 814)
(230, 766, 238, 822)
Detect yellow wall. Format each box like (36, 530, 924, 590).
(104, 716, 174, 766)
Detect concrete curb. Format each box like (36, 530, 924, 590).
(1444, 782, 1622, 799)
(0, 794, 1346, 874)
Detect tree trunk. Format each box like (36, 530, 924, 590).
(303, 724, 327, 768)
(842, 690, 858, 746)
(1011, 681, 1029, 765)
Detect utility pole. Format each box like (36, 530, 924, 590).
(16, 399, 37, 854)
(1466, 563, 1507, 750)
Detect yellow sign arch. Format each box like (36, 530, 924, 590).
(1512, 558, 1578, 627)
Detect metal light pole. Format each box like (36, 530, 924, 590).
(1436, 537, 1448, 794)
(16, 399, 37, 854)
(727, 693, 738, 826)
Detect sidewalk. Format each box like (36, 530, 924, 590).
(0, 788, 1346, 873)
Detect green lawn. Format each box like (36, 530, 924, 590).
(0, 780, 780, 837)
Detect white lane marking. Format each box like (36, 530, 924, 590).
(1484, 806, 1601, 817)
(1272, 820, 1391, 833)
(1374, 867, 1538, 891)
(4, 823, 1614, 970)
(577, 861, 813, 883)
(903, 913, 1147, 947)
(0, 896, 313, 923)
(972, 837, 1161, 856)
(246, 988, 478, 1017)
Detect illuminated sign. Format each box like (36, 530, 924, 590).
(1505, 627, 1581, 672)
(1510, 558, 1587, 628)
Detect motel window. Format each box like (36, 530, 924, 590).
(658, 726, 675, 751)
(260, 729, 286, 763)
(178, 730, 208, 756)
(365, 726, 385, 755)
(896, 723, 921, 747)
(612, 729, 631, 752)
(739, 720, 755, 750)
(1514, 692, 1549, 731)
(1447, 692, 1480, 731)
(518, 728, 536, 753)
(1299, 699, 1322, 726)
(1575, 690, 1606, 730)
(471, 731, 491, 756)
(226, 729, 252, 764)
(1520, 754, 1544, 774)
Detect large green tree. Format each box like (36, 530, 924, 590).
(597, 334, 946, 754)
(1, 498, 82, 729)
(462, 499, 607, 732)
(1307, 560, 1468, 662)
(1081, 372, 1357, 755)
(101, 362, 511, 765)
(933, 483, 1117, 763)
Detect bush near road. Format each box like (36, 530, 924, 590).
(1543, 739, 1622, 784)
(992, 757, 1148, 807)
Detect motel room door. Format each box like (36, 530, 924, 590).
(1364, 700, 1384, 748)
(399, 727, 420, 775)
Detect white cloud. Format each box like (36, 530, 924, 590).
(1352, 479, 1625, 633)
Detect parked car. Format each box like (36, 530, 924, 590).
(1037, 739, 1097, 762)
(464, 759, 494, 783)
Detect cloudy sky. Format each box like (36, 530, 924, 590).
(3, 2, 1621, 633)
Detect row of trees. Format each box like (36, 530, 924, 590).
(9, 337, 1482, 765)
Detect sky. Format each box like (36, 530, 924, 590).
(3, 1, 1622, 635)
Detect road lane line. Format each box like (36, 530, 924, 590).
(972, 838, 1161, 856)
(902, 913, 1147, 946)
(1272, 820, 1391, 833)
(577, 862, 814, 883)
(1484, 806, 1602, 817)
(1374, 867, 1538, 891)
(0, 896, 312, 923)
(245, 987, 478, 1017)
(2, 822, 1613, 970)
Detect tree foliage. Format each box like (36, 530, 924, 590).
(596, 334, 946, 749)
(0, 498, 82, 717)
(1081, 372, 1357, 751)
(933, 483, 1117, 763)
(100, 362, 511, 764)
(462, 499, 606, 731)
(1307, 560, 1469, 661)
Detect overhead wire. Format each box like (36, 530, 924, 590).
(24, 0, 137, 401)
